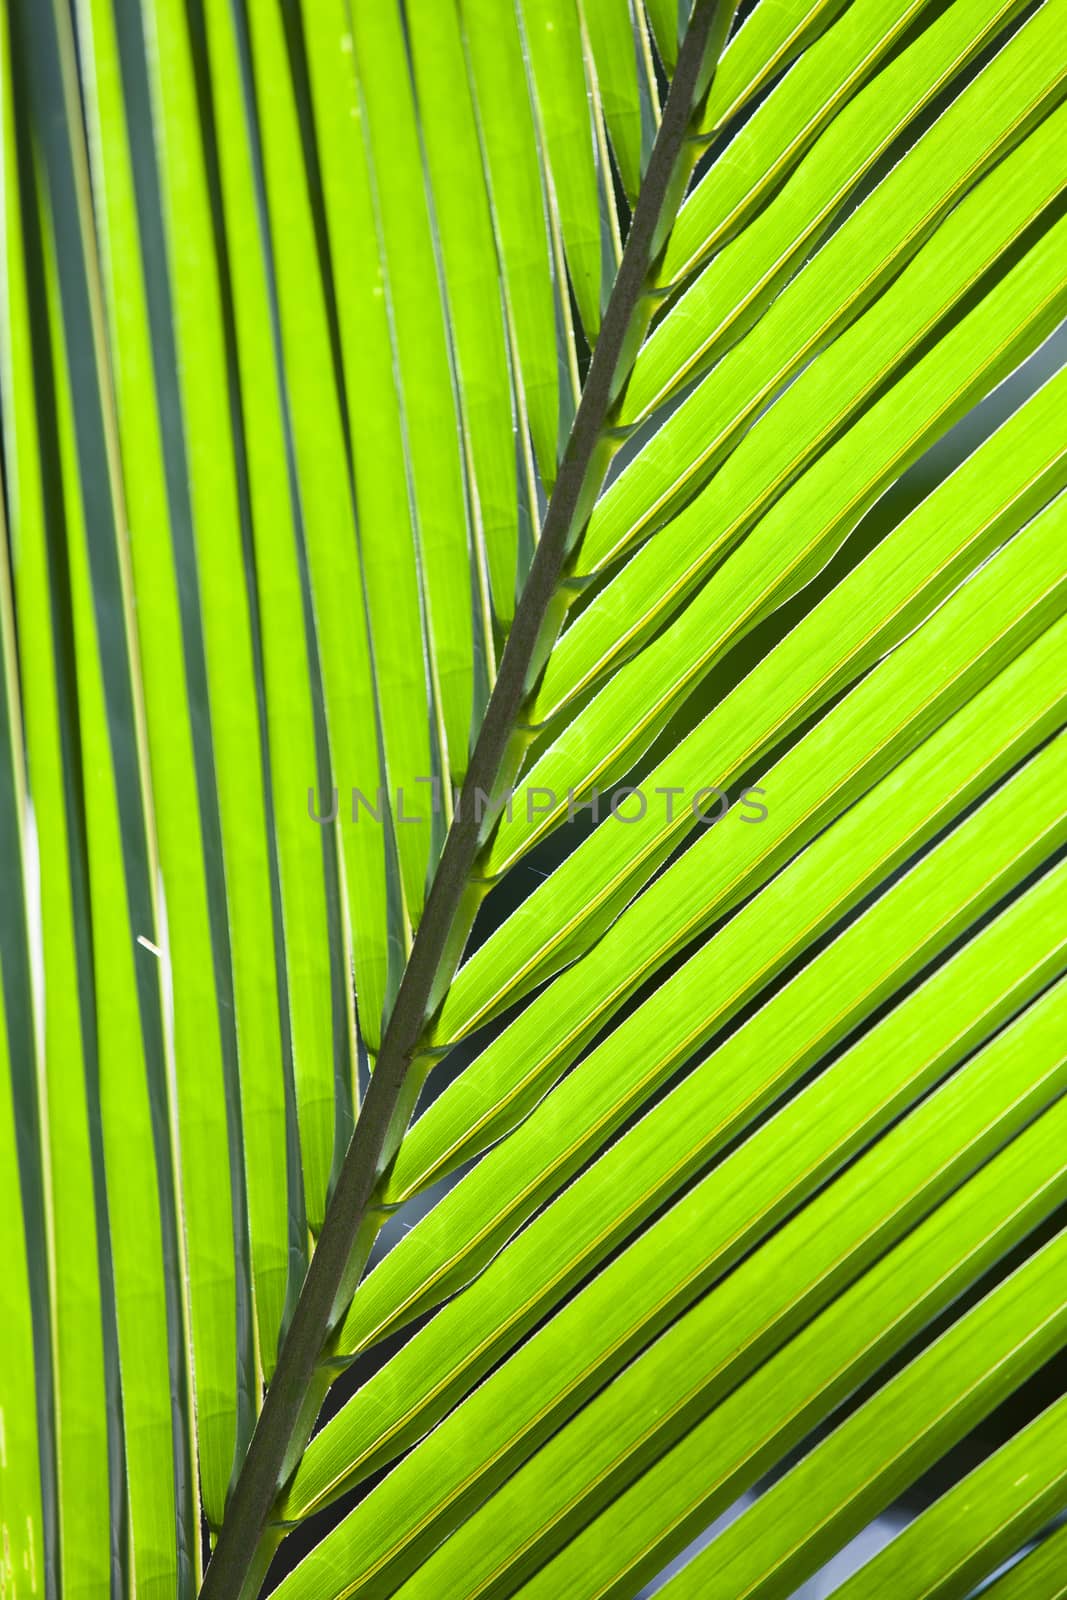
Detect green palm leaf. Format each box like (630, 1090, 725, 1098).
(2, 1, 1064, 1596)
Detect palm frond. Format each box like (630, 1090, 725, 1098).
(2, 1, 1065, 1596)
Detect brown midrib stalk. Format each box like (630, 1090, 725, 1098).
(200, 4, 731, 1594)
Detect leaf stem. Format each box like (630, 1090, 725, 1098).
(200, 5, 730, 1593)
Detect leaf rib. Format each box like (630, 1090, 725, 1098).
(197, 7, 733, 1593)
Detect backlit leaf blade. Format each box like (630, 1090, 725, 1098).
(4, 1, 1065, 1590)
(0, 971, 44, 1597)
(414, 1059, 1067, 1597)
(0, 408, 47, 1598)
(143, 0, 300, 1506)
(276, 973, 1067, 1597)
(403, 558, 1064, 1204)
(70, 0, 245, 1530)
(983, 1520, 1067, 1598)
(201, 0, 347, 1235)
(293, 758, 1067, 1516)
(697, 0, 854, 139)
(581, 0, 648, 203)
(520, 0, 612, 343)
(407, 613, 1066, 1218)
(644, 0, 678, 70)
(499, 295, 1067, 875)
(629, 0, 1046, 428)
(658, 0, 940, 288)
(266, 0, 411, 1047)
(831, 1395, 1067, 1600)
(37, 70, 180, 1583)
(432, 482, 1066, 1064)
(339, 818, 1066, 1380)
(659, 1211, 1067, 1599)
(525, 1023, 1067, 1600)
(351, 1, 476, 785)
(459, 0, 562, 487)
(585, 43, 1067, 582)
(407, 0, 520, 631)
(0, 8, 111, 1583)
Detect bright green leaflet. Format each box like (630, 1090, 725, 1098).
(0, 18, 110, 1585)
(698, 0, 852, 137)
(0, 809, 44, 1598)
(4, 1, 1066, 1592)
(275, 975, 1067, 1597)
(402, 540, 1066, 1200)
(407, 0, 519, 630)
(431, 486, 1066, 1067)
(76, 0, 238, 1526)
(337, 814, 1065, 1380)
(0, 287, 43, 1593)
(832, 1394, 1067, 1600)
(352, 2, 475, 783)
(520, 0, 605, 340)
(244, 0, 420, 1006)
(242, 0, 399, 1054)
(498, 283, 1067, 873)
(628, 0, 1043, 426)
(396, 995, 1067, 1599)
(661, 1216, 1067, 1599)
(149, 0, 293, 1510)
(297, 786, 1066, 1514)
(201, 0, 344, 1233)
(984, 1521, 1067, 1599)
(522, 1020, 1067, 1600)
(544, 155, 1066, 761)
(581, 0, 646, 202)
(459, 0, 560, 486)
(658, 0, 938, 286)
(43, 153, 177, 1594)
(643, 0, 678, 69)
(584, 57, 1066, 585)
